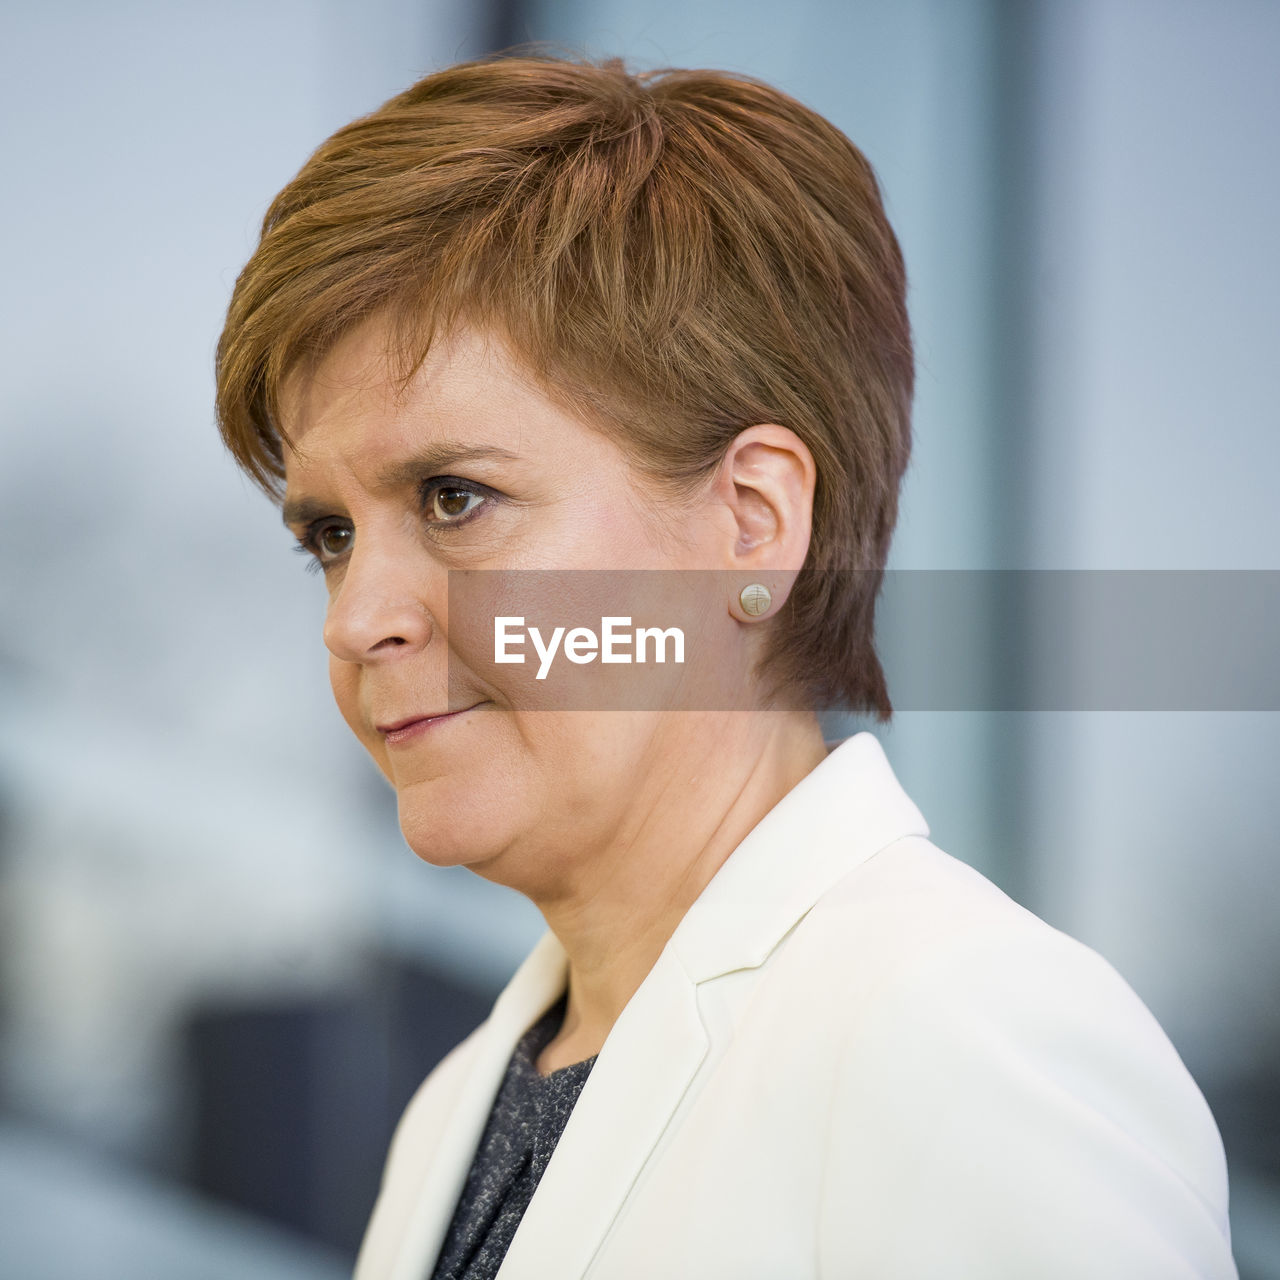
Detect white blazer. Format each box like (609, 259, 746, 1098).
(354, 732, 1237, 1279)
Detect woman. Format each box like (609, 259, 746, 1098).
(215, 52, 1236, 1280)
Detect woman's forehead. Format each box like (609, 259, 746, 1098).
(278, 317, 624, 503)
(280, 319, 517, 433)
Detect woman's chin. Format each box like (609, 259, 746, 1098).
(398, 819, 503, 869)
(402, 838, 492, 870)
(395, 790, 516, 872)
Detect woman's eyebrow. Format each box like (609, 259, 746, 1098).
(281, 442, 522, 528)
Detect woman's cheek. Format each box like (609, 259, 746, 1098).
(328, 656, 377, 756)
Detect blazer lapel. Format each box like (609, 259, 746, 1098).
(387, 929, 570, 1280)
(494, 946, 709, 1278)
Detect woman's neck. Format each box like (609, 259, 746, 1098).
(532, 711, 831, 1067)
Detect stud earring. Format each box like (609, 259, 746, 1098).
(739, 583, 772, 617)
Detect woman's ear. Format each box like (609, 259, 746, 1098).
(714, 424, 816, 569)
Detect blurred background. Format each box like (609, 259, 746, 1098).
(1, 0, 1277, 1275)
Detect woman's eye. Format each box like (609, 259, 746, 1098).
(292, 522, 351, 575)
(423, 479, 488, 525)
(316, 525, 352, 557)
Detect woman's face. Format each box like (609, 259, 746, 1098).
(280, 316, 810, 897)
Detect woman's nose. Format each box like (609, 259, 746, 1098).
(322, 542, 438, 663)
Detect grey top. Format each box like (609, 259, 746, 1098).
(428, 991, 598, 1280)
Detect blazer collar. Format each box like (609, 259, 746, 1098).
(389, 731, 928, 1280)
(670, 730, 930, 983)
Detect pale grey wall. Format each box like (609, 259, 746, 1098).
(1017, 0, 1280, 1082)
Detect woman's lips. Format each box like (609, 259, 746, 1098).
(380, 704, 483, 745)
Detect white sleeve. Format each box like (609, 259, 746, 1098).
(817, 922, 1237, 1279)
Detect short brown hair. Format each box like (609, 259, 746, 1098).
(215, 48, 913, 718)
